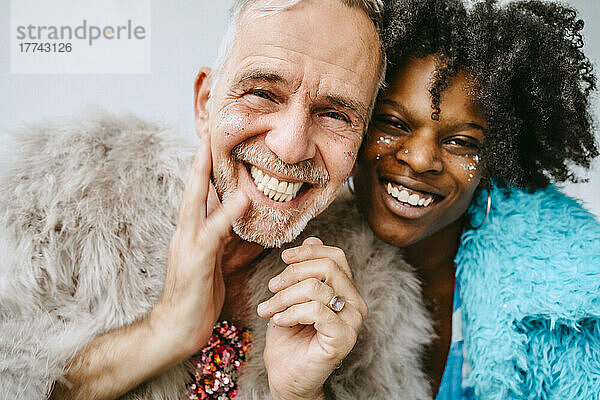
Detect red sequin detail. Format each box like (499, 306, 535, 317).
(187, 321, 252, 400)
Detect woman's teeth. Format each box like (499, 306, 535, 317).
(250, 165, 304, 202)
(386, 182, 433, 207)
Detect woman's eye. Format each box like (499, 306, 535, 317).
(446, 138, 479, 149)
(445, 137, 481, 156)
(372, 115, 409, 135)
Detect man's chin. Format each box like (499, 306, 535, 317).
(232, 202, 319, 248)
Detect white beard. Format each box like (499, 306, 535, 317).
(213, 143, 334, 248)
(231, 192, 330, 248)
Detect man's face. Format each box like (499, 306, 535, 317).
(196, 0, 381, 247)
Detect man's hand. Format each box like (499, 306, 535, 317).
(51, 135, 249, 400)
(257, 237, 368, 400)
(151, 134, 250, 357)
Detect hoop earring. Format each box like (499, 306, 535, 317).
(470, 188, 491, 230)
(347, 176, 355, 194)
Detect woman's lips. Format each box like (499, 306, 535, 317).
(385, 180, 434, 207)
(379, 180, 438, 219)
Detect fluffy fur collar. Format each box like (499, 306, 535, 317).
(458, 185, 600, 399)
(0, 114, 433, 399)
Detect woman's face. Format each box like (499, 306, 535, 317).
(354, 55, 486, 248)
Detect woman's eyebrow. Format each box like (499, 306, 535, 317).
(445, 121, 486, 132)
(379, 98, 412, 116)
(439, 116, 486, 133)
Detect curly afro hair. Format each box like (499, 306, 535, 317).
(381, 0, 598, 189)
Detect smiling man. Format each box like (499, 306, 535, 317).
(0, 1, 384, 399)
(202, 0, 381, 249)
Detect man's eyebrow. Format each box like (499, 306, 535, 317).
(325, 94, 368, 122)
(234, 70, 289, 86)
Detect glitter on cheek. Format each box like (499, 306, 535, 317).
(459, 162, 478, 172)
(375, 136, 393, 145)
(220, 111, 248, 137)
(344, 151, 356, 160)
(457, 155, 480, 183)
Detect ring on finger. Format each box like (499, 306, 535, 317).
(327, 295, 345, 313)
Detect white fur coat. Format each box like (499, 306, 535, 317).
(0, 114, 432, 399)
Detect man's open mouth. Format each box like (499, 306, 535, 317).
(249, 165, 307, 202)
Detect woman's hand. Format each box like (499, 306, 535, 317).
(258, 237, 368, 400)
(151, 134, 249, 357)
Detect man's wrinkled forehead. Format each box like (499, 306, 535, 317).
(219, 0, 381, 118)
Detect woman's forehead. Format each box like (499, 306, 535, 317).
(381, 56, 486, 129)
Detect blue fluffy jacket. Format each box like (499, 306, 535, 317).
(456, 185, 600, 399)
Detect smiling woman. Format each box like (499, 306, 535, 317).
(356, 56, 487, 248)
(350, 0, 600, 398)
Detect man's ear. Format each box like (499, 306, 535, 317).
(194, 66, 213, 138)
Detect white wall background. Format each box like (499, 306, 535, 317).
(1, 0, 598, 216)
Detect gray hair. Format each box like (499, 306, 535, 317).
(210, 0, 386, 119)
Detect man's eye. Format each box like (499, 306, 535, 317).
(248, 89, 274, 101)
(322, 111, 350, 123)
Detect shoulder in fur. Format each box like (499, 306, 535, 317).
(0, 111, 194, 323)
(0, 112, 196, 399)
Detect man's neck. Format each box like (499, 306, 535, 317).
(218, 234, 265, 324)
(220, 234, 265, 280)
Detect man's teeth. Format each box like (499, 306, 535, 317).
(250, 165, 303, 202)
(387, 182, 433, 207)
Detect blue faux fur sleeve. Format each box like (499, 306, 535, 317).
(456, 185, 600, 400)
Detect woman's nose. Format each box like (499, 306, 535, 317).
(394, 131, 443, 174)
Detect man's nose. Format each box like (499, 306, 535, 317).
(264, 107, 316, 165)
(394, 130, 443, 174)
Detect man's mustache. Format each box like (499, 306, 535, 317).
(231, 142, 329, 187)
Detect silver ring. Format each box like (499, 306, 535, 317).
(327, 295, 345, 313)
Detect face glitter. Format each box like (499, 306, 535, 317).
(459, 162, 477, 172)
(344, 151, 355, 160)
(376, 136, 393, 145)
(221, 111, 247, 136)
